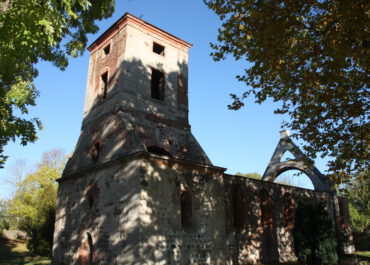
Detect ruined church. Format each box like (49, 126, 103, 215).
(52, 13, 354, 264)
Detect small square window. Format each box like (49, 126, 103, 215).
(153, 42, 165, 56)
(103, 44, 110, 55)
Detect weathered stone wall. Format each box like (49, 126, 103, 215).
(223, 174, 332, 264)
(53, 158, 142, 265)
(53, 152, 354, 265)
(139, 156, 226, 265)
(64, 14, 210, 178)
(334, 196, 356, 254)
(83, 19, 190, 125)
(54, 153, 226, 265)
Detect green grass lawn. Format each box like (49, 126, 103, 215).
(0, 236, 50, 265)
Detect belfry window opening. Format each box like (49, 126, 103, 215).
(153, 42, 165, 56)
(151, 68, 164, 100)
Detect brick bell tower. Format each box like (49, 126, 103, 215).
(62, 13, 211, 177)
(52, 13, 218, 265)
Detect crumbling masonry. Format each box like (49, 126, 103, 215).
(52, 13, 354, 265)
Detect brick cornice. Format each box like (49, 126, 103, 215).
(88, 12, 192, 54)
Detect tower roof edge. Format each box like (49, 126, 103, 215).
(88, 12, 193, 53)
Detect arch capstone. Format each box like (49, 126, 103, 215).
(262, 130, 332, 192)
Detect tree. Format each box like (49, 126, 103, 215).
(204, 0, 369, 187)
(7, 149, 66, 256)
(236, 171, 298, 186)
(0, 199, 11, 231)
(235, 172, 262, 179)
(293, 198, 338, 264)
(345, 173, 370, 232)
(0, 0, 115, 168)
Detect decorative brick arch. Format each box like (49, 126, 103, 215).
(262, 131, 332, 192)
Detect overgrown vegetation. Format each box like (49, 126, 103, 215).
(0, 200, 11, 231)
(345, 174, 370, 233)
(293, 198, 338, 264)
(4, 149, 66, 257)
(0, 0, 115, 167)
(204, 0, 369, 187)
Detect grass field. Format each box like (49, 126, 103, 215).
(0, 236, 50, 265)
(0, 233, 368, 265)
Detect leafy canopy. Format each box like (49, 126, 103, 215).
(204, 0, 369, 187)
(0, 0, 115, 167)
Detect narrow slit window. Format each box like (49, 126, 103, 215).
(101, 72, 108, 99)
(153, 42, 165, 56)
(103, 44, 110, 55)
(88, 195, 94, 209)
(232, 185, 244, 228)
(151, 69, 164, 100)
(86, 233, 94, 265)
(181, 191, 192, 229)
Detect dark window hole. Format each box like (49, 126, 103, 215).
(153, 42, 165, 55)
(87, 232, 94, 265)
(103, 44, 110, 55)
(181, 191, 192, 229)
(101, 72, 108, 99)
(151, 69, 164, 100)
(147, 146, 172, 157)
(88, 195, 94, 209)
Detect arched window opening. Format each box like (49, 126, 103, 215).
(260, 188, 273, 230)
(88, 195, 94, 209)
(274, 169, 314, 190)
(283, 193, 294, 229)
(147, 146, 172, 157)
(101, 72, 108, 99)
(78, 232, 94, 265)
(85, 181, 99, 210)
(181, 190, 192, 229)
(87, 232, 94, 265)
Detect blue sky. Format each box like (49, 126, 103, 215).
(0, 0, 323, 198)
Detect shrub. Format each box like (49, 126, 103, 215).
(293, 198, 338, 264)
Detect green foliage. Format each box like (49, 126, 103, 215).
(0, 0, 115, 168)
(204, 0, 369, 187)
(235, 172, 262, 179)
(349, 204, 369, 233)
(345, 174, 370, 232)
(236, 172, 298, 187)
(293, 199, 338, 264)
(7, 149, 66, 256)
(0, 199, 11, 231)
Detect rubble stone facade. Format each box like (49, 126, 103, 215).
(52, 13, 354, 265)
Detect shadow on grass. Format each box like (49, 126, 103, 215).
(0, 234, 50, 265)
